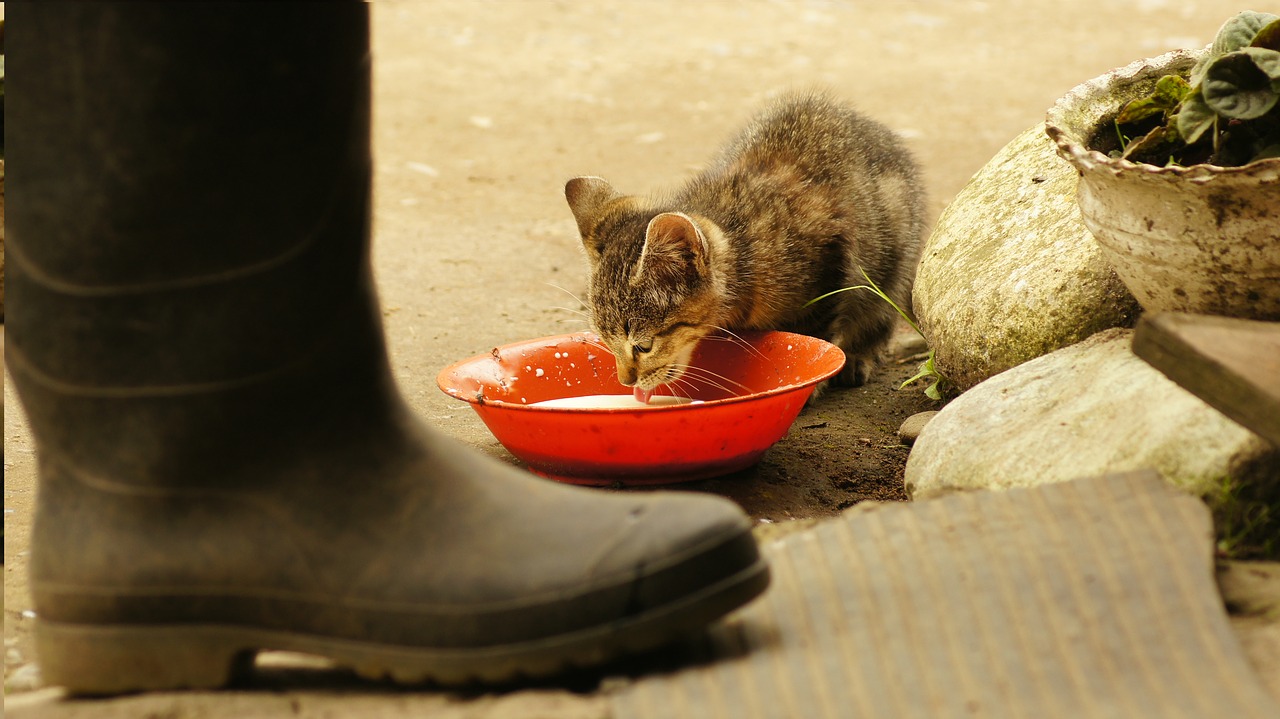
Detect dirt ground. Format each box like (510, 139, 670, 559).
(4, 1, 1276, 716)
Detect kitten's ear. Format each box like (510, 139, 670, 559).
(636, 212, 710, 283)
(565, 176, 622, 249)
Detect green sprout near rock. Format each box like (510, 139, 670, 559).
(1209, 474, 1279, 560)
(805, 268, 950, 400)
(1113, 10, 1280, 167)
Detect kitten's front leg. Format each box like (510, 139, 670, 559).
(803, 343, 878, 405)
(835, 350, 880, 387)
(827, 306, 895, 388)
(804, 351, 877, 405)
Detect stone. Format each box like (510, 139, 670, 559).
(904, 328, 1280, 501)
(890, 331, 929, 359)
(4, 663, 42, 693)
(1217, 561, 1280, 619)
(912, 123, 1140, 391)
(897, 410, 939, 446)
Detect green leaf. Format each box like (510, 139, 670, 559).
(1191, 54, 1214, 87)
(1252, 18, 1280, 51)
(1176, 90, 1217, 143)
(808, 268, 949, 401)
(899, 365, 933, 391)
(804, 266, 923, 339)
(1213, 11, 1280, 57)
(1242, 46, 1280, 79)
(1203, 50, 1280, 120)
(1116, 95, 1169, 125)
(1120, 122, 1179, 160)
(899, 353, 934, 387)
(1116, 75, 1190, 125)
(899, 352, 947, 401)
(803, 285, 870, 309)
(1156, 74, 1192, 101)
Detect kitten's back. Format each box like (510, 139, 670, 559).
(681, 93, 923, 316)
(716, 93, 917, 184)
(715, 93, 923, 256)
(682, 92, 926, 383)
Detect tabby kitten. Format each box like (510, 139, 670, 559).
(565, 92, 925, 399)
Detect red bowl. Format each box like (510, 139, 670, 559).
(436, 331, 844, 485)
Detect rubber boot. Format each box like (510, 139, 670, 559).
(5, 3, 768, 695)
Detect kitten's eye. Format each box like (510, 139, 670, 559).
(635, 339, 653, 354)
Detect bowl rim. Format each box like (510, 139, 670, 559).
(436, 330, 846, 413)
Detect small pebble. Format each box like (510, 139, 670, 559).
(898, 410, 940, 446)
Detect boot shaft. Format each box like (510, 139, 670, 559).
(6, 2, 390, 484)
(7, 2, 372, 288)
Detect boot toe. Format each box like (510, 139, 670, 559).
(589, 491, 762, 615)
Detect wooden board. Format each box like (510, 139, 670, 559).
(1132, 312, 1280, 446)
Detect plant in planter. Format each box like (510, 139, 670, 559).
(1111, 10, 1280, 168)
(1045, 10, 1280, 322)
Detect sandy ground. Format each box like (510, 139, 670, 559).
(4, 1, 1277, 716)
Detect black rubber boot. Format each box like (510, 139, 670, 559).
(6, 3, 767, 695)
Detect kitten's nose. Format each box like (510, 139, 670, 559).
(617, 365, 638, 386)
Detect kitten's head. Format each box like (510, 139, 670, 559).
(565, 176, 723, 392)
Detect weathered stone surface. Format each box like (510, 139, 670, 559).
(897, 411, 939, 446)
(904, 328, 1280, 500)
(913, 123, 1140, 391)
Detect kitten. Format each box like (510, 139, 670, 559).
(565, 91, 925, 399)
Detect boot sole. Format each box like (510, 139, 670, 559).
(36, 557, 769, 695)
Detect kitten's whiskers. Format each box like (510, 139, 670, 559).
(551, 306, 591, 328)
(664, 376, 698, 400)
(705, 326, 769, 362)
(545, 282, 589, 308)
(552, 305, 590, 319)
(581, 337, 613, 357)
(546, 282, 599, 331)
(668, 363, 751, 396)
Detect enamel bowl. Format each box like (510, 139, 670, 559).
(436, 330, 844, 485)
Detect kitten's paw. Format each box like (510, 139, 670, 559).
(834, 354, 877, 387)
(806, 380, 829, 405)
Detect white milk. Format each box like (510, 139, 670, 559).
(531, 394, 700, 409)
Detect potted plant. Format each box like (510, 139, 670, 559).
(1044, 10, 1280, 321)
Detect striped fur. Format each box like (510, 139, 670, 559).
(565, 92, 925, 394)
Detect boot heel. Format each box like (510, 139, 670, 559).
(36, 621, 254, 695)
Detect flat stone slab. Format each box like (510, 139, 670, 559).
(612, 471, 1280, 719)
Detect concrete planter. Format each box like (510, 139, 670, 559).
(1045, 49, 1280, 321)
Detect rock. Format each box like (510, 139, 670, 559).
(890, 331, 929, 359)
(912, 123, 1140, 391)
(898, 411, 939, 446)
(4, 663, 43, 693)
(1217, 560, 1280, 619)
(904, 328, 1280, 501)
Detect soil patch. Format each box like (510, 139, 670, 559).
(659, 326, 939, 521)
